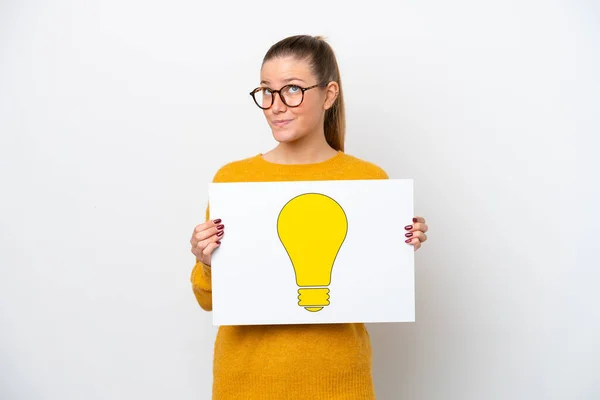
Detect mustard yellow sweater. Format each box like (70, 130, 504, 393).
(191, 151, 388, 400)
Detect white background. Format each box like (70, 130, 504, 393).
(209, 179, 414, 326)
(1, 1, 598, 399)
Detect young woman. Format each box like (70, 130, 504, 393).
(190, 35, 429, 399)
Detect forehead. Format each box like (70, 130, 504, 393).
(260, 56, 315, 84)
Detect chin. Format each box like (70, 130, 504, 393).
(272, 128, 303, 144)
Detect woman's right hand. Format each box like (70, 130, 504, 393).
(190, 218, 224, 267)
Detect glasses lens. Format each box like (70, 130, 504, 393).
(252, 88, 272, 109)
(281, 85, 303, 107)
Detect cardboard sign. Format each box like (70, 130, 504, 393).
(209, 179, 415, 326)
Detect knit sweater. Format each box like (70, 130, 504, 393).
(191, 151, 388, 400)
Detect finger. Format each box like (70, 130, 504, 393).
(193, 223, 225, 243)
(202, 241, 220, 257)
(405, 222, 428, 233)
(414, 242, 421, 251)
(405, 237, 419, 246)
(405, 230, 427, 242)
(194, 218, 222, 235)
(197, 231, 224, 252)
(411, 231, 427, 243)
(408, 217, 428, 233)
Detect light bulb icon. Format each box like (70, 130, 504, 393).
(277, 193, 348, 312)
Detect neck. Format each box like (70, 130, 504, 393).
(264, 131, 338, 165)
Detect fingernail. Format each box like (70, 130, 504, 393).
(405, 225, 413, 230)
(217, 231, 224, 237)
(213, 219, 222, 224)
(413, 217, 418, 223)
(405, 232, 413, 237)
(216, 224, 224, 230)
(405, 238, 412, 243)
(216, 240, 221, 245)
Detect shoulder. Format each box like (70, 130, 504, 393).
(211, 154, 262, 183)
(340, 153, 389, 179)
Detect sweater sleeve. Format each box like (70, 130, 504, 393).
(190, 205, 213, 311)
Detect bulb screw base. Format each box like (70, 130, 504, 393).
(298, 288, 330, 312)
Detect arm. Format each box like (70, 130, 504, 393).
(190, 205, 213, 311)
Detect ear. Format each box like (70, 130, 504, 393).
(323, 81, 339, 110)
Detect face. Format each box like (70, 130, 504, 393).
(258, 56, 338, 145)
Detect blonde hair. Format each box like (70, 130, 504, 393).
(262, 35, 346, 152)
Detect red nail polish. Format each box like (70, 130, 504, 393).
(405, 238, 412, 243)
(216, 224, 224, 230)
(217, 231, 224, 237)
(413, 217, 418, 223)
(405, 232, 413, 237)
(405, 225, 413, 230)
(216, 240, 221, 245)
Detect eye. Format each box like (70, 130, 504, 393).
(263, 88, 272, 95)
(287, 85, 301, 93)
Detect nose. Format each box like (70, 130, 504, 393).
(271, 92, 287, 113)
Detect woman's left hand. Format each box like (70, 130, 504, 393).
(404, 216, 428, 251)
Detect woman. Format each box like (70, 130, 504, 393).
(190, 35, 429, 399)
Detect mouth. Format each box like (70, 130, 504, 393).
(272, 119, 293, 127)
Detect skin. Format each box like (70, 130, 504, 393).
(191, 56, 428, 265)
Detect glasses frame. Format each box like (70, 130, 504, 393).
(249, 82, 329, 110)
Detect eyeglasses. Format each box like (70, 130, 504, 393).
(249, 82, 328, 110)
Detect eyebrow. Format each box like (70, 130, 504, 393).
(260, 77, 307, 85)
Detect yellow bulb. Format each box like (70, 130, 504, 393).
(277, 193, 348, 312)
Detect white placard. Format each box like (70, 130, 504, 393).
(208, 179, 414, 326)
